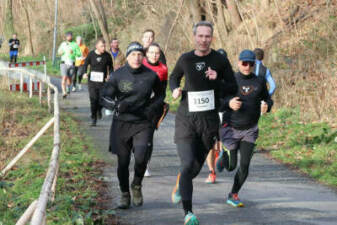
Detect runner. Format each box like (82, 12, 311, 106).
(169, 21, 237, 225)
(216, 49, 273, 208)
(101, 42, 165, 209)
(110, 37, 126, 71)
(142, 42, 169, 177)
(253, 48, 276, 96)
(142, 29, 167, 65)
(8, 34, 20, 63)
(73, 36, 89, 91)
(57, 32, 81, 98)
(83, 38, 113, 126)
(204, 48, 233, 184)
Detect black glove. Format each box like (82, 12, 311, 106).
(117, 101, 130, 113)
(100, 96, 117, 111)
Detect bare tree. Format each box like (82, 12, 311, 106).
(21, 0, 34, 55)
(226, 0, 242, 26)
(187, 0, 202, 24)
(89, 0, 110, 47)
(4, 0, 15, 38)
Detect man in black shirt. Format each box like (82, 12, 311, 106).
(216, 49, 273, 208)
(8, 34, 20, 63)
(83, 38, 113, 126)
(169, 21, 237, 225)
(101, 42, 165, 209)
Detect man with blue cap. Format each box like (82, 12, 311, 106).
(216, 49, 273, 208)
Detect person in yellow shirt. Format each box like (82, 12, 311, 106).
(73, 36, 89, 91)
(109, 37, 126, 71)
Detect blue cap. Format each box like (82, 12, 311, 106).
(239, 49, 256, 62)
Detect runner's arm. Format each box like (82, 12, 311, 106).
(101, 76, 118, 111)
(261, 78, 273, 112)
(169, 56, 184, 91)
(265, 69, 276, 96)
(220, 58, 237, 97)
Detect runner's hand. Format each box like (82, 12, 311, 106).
(229, 97, 242, 111)
(83, 73, 88, 79)
(205, 67, 217, 80)
(172, 87, 182, 100)
(261, 100, 268, 114)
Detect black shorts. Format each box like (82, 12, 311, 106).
(175, 113, 219, 150)
(109, 119, 153, 154)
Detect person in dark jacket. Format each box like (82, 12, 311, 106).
(83, 38, 113, 126)
(101, 42, 165, 209)
(216, 49, 273, 208)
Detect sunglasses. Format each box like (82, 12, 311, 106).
(242, 61, 255, 67)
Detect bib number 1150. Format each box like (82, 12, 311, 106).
(188, 90, 215, 112)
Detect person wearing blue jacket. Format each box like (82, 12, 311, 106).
(253, 48, 276, 96)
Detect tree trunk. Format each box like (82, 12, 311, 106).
(187, 0, 202, 24)
(4, 0, 15, 38)
(89, 0, 110, 48)
(226, 0, 242, 26)
(261, 0, 271, 8)
(97, 0, 108, 32)
(215, 0, 228, 35)
(21, 0, 34, 55)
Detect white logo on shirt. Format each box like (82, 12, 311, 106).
(96, 57, 102, 63)
(195, 62, 206, 71)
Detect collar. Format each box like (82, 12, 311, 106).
(126, 62, 143, 74)
(238, 72, 254, 79)
(146, 58, 159, 66)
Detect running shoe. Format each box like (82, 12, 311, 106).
(131, 183, 143, 206)
(205, 170, 216, 184)
(62, 93, 67, 99)
(184, 212, 199, 225)
(118, 192, 130, 209)
(171, 173, 181, 204)
(72, 86, 76, 92)
(90, 119, 97, 127)
(216, 148, 230, 173)
(226, 193, 244, 207)
(144, 168, 151, 177)
(78, 84, 82, 91)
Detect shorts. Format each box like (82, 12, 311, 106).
(219, 124, 259, 150)
(60, 63, 75, 78)
(10, 50, 18, 58)
(175, 113, 219, 150)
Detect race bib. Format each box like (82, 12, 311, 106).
(13, 44, 18, 48)
(188, 90, 215, 112)
(90, 71, 104, 82)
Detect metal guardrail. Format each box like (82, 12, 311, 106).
(0, 68, 60, 225)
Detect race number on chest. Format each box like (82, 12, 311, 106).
(188, 90, 215, 112)
(90, 71, 104, 82)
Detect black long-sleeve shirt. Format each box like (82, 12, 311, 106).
(169, 49, 237, 117)
(222, 72, 273, 129)
(84, 50, 113, 82)
(9, 39, 20, 51)
(102, 63, 165, 123)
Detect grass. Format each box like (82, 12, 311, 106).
(0, 54, 61, 77)
(0, 87, 116, 224)
(257, 108, 337, 187)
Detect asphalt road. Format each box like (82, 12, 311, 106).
(59, 85, 337, 225)
(2, 63, 337, 225)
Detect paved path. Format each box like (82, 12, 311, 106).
(2, 63, 337, 225)
(59, 85, 337, 225)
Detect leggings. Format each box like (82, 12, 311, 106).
(176, 138, 209, 214)
(223, 141, 255, 194)
(116, 127, 154, 193)
(88, 81, 103, 119)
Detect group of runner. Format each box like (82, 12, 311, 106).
(58, 20, 275, 225)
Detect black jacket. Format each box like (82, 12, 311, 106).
(222, 72, 273, 129)
(102, 63, 165, 124)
